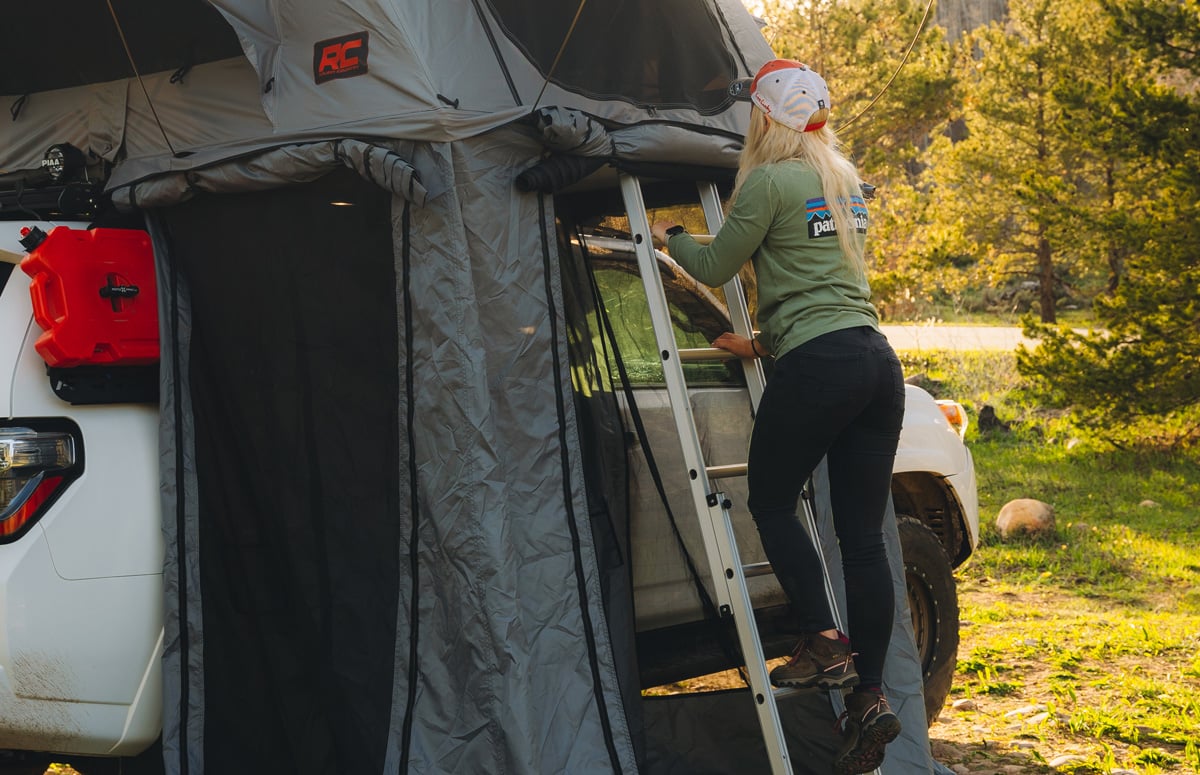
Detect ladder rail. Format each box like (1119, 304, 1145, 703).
(698, 181, 856, 755)
(698, 180, 863, 769)
(696, 183, 767, 411)
(619, 173, 794, 775)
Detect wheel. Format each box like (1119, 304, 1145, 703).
(898, 516, 960, 726)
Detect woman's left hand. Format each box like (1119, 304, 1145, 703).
(711, 332, 761, 359)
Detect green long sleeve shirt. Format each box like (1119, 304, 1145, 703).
(666, 160, 879, 360)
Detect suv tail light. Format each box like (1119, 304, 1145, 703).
(0, 422, 82, 542)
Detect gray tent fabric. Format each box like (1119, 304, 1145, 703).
(114, 140, 427, 210)
(533, 108, 616, 156)
(2, 1, 951, 772)
(150, 213, 206, 775)
(151, 133, 640, 774)
(0, 79, 128, 171)
(2, 0, 764, 183)
(383, 131, 637, 773)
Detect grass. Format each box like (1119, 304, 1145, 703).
(914, 350, 1200, 774)
(641, 347, 1200, 772)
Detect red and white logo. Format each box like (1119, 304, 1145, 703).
(314, 32, 369, 84)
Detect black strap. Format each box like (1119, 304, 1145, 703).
(578, 226, 748, 685)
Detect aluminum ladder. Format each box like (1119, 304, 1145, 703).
(618, 173, 855, 775)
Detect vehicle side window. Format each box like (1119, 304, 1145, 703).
(593, 265, 744, 388)
(0, 262, 13, 294)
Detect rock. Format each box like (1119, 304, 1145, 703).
(1024, 711, 1050, 725)
(978, 404, 1011, 431)
(1010, 740, 1037, 749)
(996, 499, 1055, 539)
(1004, 704, 1047, 719)
(1140, 499, 1159, 508)
(951, 698, 977, 711)
(951, 766, 970, 775)
(1048, 754, 1086, 768)
(934, 743, 968, 763)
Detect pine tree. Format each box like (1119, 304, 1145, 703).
(1017, 0, 1200, 445)
(756, 0, 960, 318)
(923, 0, 1124, 324)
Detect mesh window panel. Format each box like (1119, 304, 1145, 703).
(165, 168, 399, 774)
(3, 0, 243, 93)
(486, 0, 739, 113)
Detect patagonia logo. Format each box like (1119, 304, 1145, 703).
(806, 196, 869, 239)
(314, 32, 369, 84)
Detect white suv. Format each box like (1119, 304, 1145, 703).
(0, 220, 163, 758)
(0, 220, 979, 763)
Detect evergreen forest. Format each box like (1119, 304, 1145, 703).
(754, 0, 1199, 448)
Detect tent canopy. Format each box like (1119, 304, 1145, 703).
(1, 0, 764, 189)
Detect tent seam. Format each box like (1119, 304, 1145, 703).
(162, 212, 191, 775)
(398, 200, 420, 772)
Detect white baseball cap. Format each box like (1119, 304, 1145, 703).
(728, 59, 830, 133)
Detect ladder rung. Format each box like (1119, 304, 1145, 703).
(742, 561, 773, 578)
(706, 463, 747, 479)
(679, 347, 736, 362)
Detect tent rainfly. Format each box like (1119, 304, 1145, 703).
(0, 2, 951, 773)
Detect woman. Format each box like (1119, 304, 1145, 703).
(650, 59, 905, 775)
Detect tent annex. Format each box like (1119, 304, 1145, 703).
(1, 2, 944, 773)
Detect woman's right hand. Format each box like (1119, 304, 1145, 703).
(711, 332, 765, 359)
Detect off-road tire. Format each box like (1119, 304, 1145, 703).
(898, 516, 960, 726)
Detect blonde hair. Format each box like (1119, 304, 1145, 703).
(733, 105, 866, 271)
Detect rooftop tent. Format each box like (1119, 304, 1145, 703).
(0, 0, 760, 184)
(2, 2, 947, 773)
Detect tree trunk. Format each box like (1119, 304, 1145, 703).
(1038, 232, 1056, 323)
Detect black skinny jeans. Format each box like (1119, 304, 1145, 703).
(746, 325, 905, 689)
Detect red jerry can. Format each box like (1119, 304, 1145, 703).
(19, 227, 159, 368)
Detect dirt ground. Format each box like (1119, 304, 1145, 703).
(5, 585, 1195, 774)
(684, 587, 1197, 775)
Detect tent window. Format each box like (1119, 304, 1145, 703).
(2, 1, 243, 94)
(486, 0, 738, 113)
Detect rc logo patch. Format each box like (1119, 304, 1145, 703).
(314, 32, 369, 84)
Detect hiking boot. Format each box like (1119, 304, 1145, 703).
(769, 633, 859, 690)
(834, 690, 903, 775)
